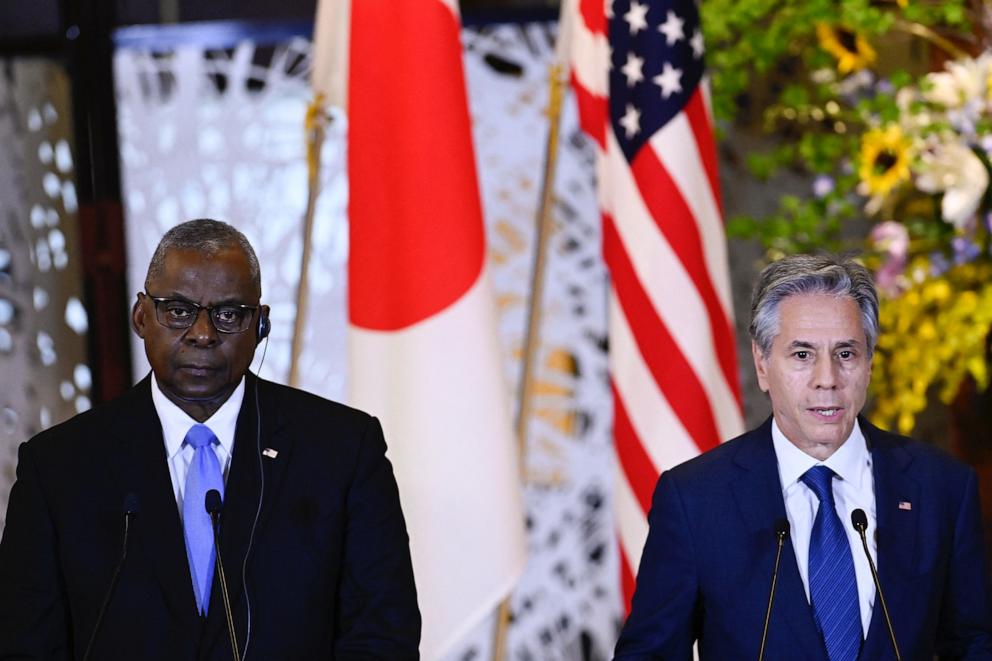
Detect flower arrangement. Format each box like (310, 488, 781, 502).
(700, 0, 992, 433)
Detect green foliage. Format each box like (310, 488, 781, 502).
(702, 0, 971, 256)
(745, 144, 795, 180)
(701, 0, 970, 124)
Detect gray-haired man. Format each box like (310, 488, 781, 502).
(0, 219, 420, 660)
(615, 254, 992, 660)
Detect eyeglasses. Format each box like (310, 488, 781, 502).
(145, 294, 258, 334)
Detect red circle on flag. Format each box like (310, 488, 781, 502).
(347, 0, 485, 331)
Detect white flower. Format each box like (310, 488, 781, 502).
(837, 69, 875, 96)
(922, 54, 992, 108)
(894, 88, 933, 135)
(916, 141, 990, 229)
(896, 87, 916, 112)
(811, 68, 836, 85)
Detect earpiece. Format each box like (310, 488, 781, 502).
(257, 315, 270, 342)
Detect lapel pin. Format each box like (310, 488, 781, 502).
(262, 448, 279, 459)
(898, 501, 912, 511)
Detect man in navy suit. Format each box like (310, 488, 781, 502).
(614, 254, 992, 660)
(0, 219, 420, 659)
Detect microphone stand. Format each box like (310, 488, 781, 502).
(83, 494, 139, 661)
(851, 509, 901, 661)
(757, 519, 789, 661)
(206, 490, 241, 661)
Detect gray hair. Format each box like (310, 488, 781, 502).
(749, 254, 879, 356)
(145, 219, 261, 293)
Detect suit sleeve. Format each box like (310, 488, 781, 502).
(333, 416, 421, 660)
(0, 441, 70, 660)
(613, 470, 698, 660)
(936, 468, 992, 659)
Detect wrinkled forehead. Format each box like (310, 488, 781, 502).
(773, 293, 866, 343)
(151, 247, 260, 302)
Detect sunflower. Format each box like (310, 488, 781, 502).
(816, 23, 877, 74)
(858, 125, 913, 208)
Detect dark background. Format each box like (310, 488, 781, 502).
(0, 0, 558, 41)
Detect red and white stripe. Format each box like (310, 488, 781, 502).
(560, 0, 744, 610)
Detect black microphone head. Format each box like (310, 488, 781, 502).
(205, 489, 223, 515)
(851, 508, 869, 532)
(123, 492, 140, 516)
(774, 518, 790, 539)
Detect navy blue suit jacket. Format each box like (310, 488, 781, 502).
(0, 373, 421, 660)
(614, 417, 992, 660)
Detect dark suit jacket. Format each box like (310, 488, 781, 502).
(0, 373, 421, 660)
(614, 417, 992, 660)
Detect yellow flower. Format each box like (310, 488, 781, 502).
(816, 24, 877, 74)
(859, 125, 912, 199)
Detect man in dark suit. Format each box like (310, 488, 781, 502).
(614, 254, 992, 660)
(0, 219, 420, 660)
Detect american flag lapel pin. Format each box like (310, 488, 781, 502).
(262, 448, 279, 459)
(898, 501, 912, 511)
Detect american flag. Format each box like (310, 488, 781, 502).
(563, 0, 745, 608)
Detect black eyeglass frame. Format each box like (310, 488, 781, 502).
(144, 293, 260, 334)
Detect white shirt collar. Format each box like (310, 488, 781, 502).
(150, 373, 244, 460)
(772, 417, 869, 493)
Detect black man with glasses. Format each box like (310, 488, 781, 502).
(0, 219, 421, 660)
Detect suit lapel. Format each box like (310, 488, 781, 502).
(860, 420, 919, 659)
(106, 377, 200, 625)
(730, 421, 828, 661)
(202, 374, 296, 653)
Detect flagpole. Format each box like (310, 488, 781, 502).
(492, 58, 569, 661)
(289, 96, 327, 387)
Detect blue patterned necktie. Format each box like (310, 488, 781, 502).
(801, 465, 862, 661)
(183, 424, 223, 615)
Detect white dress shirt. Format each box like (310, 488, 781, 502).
(771, 418, 877, 636)
(150, 374, 244, 521)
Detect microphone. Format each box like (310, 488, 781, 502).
(206, 489, 241, 661)
(851, 509, 901, 661)
(757, 519, 789, 661)
(82, 493, 139, 661)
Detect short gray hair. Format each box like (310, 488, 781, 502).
(145, 219, 261, 293)
(749, 254, 879, 356)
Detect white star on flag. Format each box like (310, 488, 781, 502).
(605, 0, 614, 19)
(619, 103, 641, 137)
(621, 53, 645, 87)
(658, 11, 684, 46)
(653, 62, 683, 98)
(690, 29, 705, 58)
(624, 1, 649, 35)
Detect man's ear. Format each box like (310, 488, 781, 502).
(131, 295, 146, 338)
(256, 304, 271, 344)
(752, 340, 769, 393)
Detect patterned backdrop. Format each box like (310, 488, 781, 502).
(120, 17, 617, 659)
(0, 58, 91, 529)
(463, 22, 619, 660)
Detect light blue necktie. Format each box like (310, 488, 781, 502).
(801, 465, 862, 661)
(183, 424, 223, 615)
